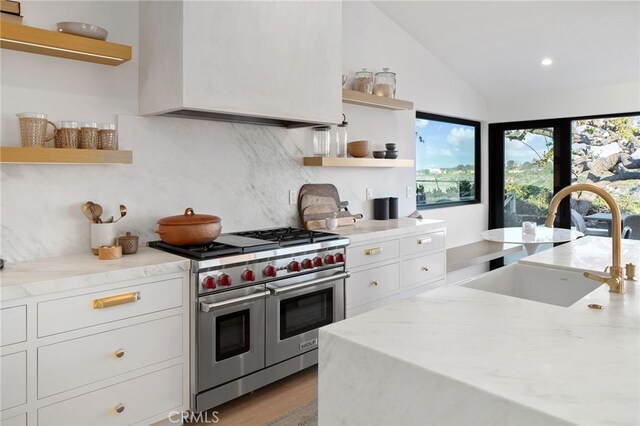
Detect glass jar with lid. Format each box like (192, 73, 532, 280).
(313, 126, 331, 157)
(353, 68, 374, 94)
(335, 114, 348, 158)
(373, 68, 396, 98)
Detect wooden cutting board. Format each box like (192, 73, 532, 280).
(299, 196, 338, 216)
(305, 216, 355, 230)
(298, 184, 341, 217)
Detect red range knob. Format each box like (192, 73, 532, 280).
(263, 265, 277, 278)
(202, 276, 216, 290)
(218, 273, 231, 287)
(288, 261, 301, 272)
(313, 256, 324, 267)
(325, 254, 335, 265)
(335, 253, 345, 263)
(302, 258, 313, 269)
(242, 269, 255, 282)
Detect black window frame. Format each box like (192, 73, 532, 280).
(415, 111, 482, 210)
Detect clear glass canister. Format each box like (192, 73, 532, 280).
(353, 68, 374, 94)
(374, 68, 396, 98)
(335, 114, 348, 158)
(313, 126, 331, 157)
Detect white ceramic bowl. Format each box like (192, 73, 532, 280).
(56, 22, 108, 41)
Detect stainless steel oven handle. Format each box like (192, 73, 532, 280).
(267, 271, 351, 296)
(199, 290, 270, 312)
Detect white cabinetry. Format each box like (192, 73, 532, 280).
(346, 228, 446, 317)
(0, 269, 189, 425)
(139, 1, 342, 127)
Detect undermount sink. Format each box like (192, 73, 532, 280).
(460, 263, 602, 307)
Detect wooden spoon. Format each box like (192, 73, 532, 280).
(89, 203, 103, 223)
(81, 201, 95, 223)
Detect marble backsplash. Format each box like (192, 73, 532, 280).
(1, 114, 415, 262)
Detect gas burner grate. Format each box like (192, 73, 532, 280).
(231, 227, 340, 246)
(148, 241, 242, 260)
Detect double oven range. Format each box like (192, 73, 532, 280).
(150, 227, 350, 412)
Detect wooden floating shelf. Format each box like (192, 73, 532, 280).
(0, 147, 133, 164)
(303, 157, 414, 168)
(342, 89, 414, 111)
(0, 22, 132, 66)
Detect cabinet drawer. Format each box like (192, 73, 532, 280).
(1, 351, 27, 411)
(346, 262, 400, 308)
(37, 364, 182, 426)
(1, 306, 26, 347)
(400, 231, 445, 257)
(38, 315, 183, 398)
(2, 413, 27, 426)
(402, 252, 446, 288)
(38, 277, 183, 337)
(347, 239, 399, 269)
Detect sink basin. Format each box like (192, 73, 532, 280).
(460, 263, 602, 307)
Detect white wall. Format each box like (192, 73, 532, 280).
(1, 0, 489, 262)
(489, 81, 640, 123)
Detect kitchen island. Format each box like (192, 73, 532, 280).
(318, 237, 640, 425)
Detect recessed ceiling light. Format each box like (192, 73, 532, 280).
(541, 58, 553, 66)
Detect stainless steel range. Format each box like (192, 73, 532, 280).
(149, 227, 350, 412)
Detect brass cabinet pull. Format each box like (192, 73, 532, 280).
(421, 266, 429, 272)
(417, 237, 432, 245)
(92, 292, 140, 309)
(114, 349, 125, 358)
(115, 404, 125, 414)
(364, 247, 383, 256)
(371, 280, 379, 286)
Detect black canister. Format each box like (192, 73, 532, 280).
(373, 198, 389, 220)
(388, 197, 398, 219)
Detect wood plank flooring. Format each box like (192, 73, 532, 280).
(191, 366, 317, 426)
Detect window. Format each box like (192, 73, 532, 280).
(415, 112, 481, 209)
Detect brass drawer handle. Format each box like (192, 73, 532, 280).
(364, 247, 383, 256)
(114, 349, 125, 358)
(115, 404, 125, 414)
(371, 280, 379, 286)
(92, 292, 140, 309)
(417, 237, 432, 245)
(422, 266, 429, 272)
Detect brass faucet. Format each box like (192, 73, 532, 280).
(545, 183, 624, 294)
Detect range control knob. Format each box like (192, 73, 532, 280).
(202, 276, 216, 290)
(242, 269, 255, 282)
(218, 273, 231, 287)
(335, 253, 345, 263)
(301, 258, 313, 269)
(313, 256, 324, 267)
(324, 254, 335, 265)
(287, 261, 301, 272)
(263, 265, 277, 278)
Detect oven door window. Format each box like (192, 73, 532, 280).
(280, 288, 333, 340)
(216, 309, 251, 361)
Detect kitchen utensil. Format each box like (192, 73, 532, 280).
(303, 211, 361, 222)
(347, 140, 370, 158)
(305, 216, 355, 231)
(88, 203, 103, 223)
(56, 22, 108, 40)
(90, 222, 117, 255)
(116, 204, 127, 222)
(385, 150, 398, 159)
(372, 150, 386, 158)
(81, 201, 95, 223)
(103, 216, 114, 223)
(117, 232, 139, 255)
(156, 207, 222, 245)
(302, 204, 338, 215)
(98, 245, 122, 260)
(17, 112, 58, 147)
(300, 194, 338, 212)
(385, 143, 397, 151)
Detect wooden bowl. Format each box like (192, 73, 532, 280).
(347, 140, 370, 158)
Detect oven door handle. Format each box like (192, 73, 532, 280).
(267, 271, 351, 296)
(200, 290, 270, 312)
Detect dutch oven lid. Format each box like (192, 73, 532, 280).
(157, 208, 221, 226)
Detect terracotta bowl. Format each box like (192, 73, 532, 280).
(347, 140, 370, 158)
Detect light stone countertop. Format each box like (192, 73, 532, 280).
(329, 217, 446, 244)
(318, 237, 640, 425)
(0, 247, 189, 303)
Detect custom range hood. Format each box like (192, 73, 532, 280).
(139, 1, 341, 128)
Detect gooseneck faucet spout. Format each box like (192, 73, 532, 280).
(545, 183, 624, 294)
